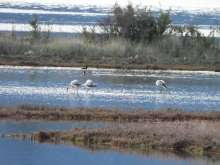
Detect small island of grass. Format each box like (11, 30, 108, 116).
(1, 105, 220, 158)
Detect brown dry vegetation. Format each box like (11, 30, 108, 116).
(6, 120, 220, 157)
(1, 105, 220, 122)
(2, 105, 220, 157)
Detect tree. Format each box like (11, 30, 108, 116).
(29, 15, 40, 40)
(157, 11, 171, 36)
(100, 4, 171, 42)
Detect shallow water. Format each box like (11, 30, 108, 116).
(0, 117, 220, 165)
(0, 66, 220, 111)
(0, 120, 106, 134)
(0, 138, 219, 165)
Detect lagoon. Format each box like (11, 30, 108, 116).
(0, 66, 220, 111)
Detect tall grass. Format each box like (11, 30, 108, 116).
(0, 32, 220, 69)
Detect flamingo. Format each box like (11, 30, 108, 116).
(155, 80, 167, 91)
(67, 80, 81, 94)
(82, 79, 96, 93)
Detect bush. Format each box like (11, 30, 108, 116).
(100, 4, 171, 42)
(29, 15, 41, 40)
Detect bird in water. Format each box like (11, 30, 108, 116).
(81, 65, 88, 75)
(67, 80, 81, 94)
(155, 80, 167, 91)
(82, 79, 96, 94)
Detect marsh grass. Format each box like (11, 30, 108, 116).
(2, 105, 220, 157)
(0, 32, 220, 70)
(1, 105, 220, 122)
(1, 4, 220, 70)
(17, 120, 220, 157)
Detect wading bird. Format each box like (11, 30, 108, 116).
(67, 80, 81, 94)
(82, 79, 96, 93)
(155, 80, 167, 91)
(81, 65, 88, 75)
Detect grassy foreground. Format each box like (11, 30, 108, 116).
(1, 105, 220, 157)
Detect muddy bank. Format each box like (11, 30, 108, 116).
(0, 62, 218, 71)
(1, 105, 220, 122)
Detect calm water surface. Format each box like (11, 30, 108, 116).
(0, 120, 106, 134)
(0, 138, 219, 165)
(0, 66, 220, 111)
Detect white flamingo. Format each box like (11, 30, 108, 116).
(155, 80, 167, 91)
(67, 80, 81, 94)
(82, 79, 96, 93)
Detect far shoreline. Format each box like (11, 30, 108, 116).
(0, 63, 220, 73)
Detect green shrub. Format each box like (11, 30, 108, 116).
(29, 15, 41, 40)
(100, 4, 171, 42)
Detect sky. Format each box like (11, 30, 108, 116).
(0, 0, 220, 10)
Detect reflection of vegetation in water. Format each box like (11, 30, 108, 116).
(72, 142, 220, 163)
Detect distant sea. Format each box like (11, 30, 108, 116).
(0, 1, 219, 36)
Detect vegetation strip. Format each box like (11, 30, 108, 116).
(0, 4, 220, 71)
(1, 105, 220, 122)
(4, 120, 220, 157)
